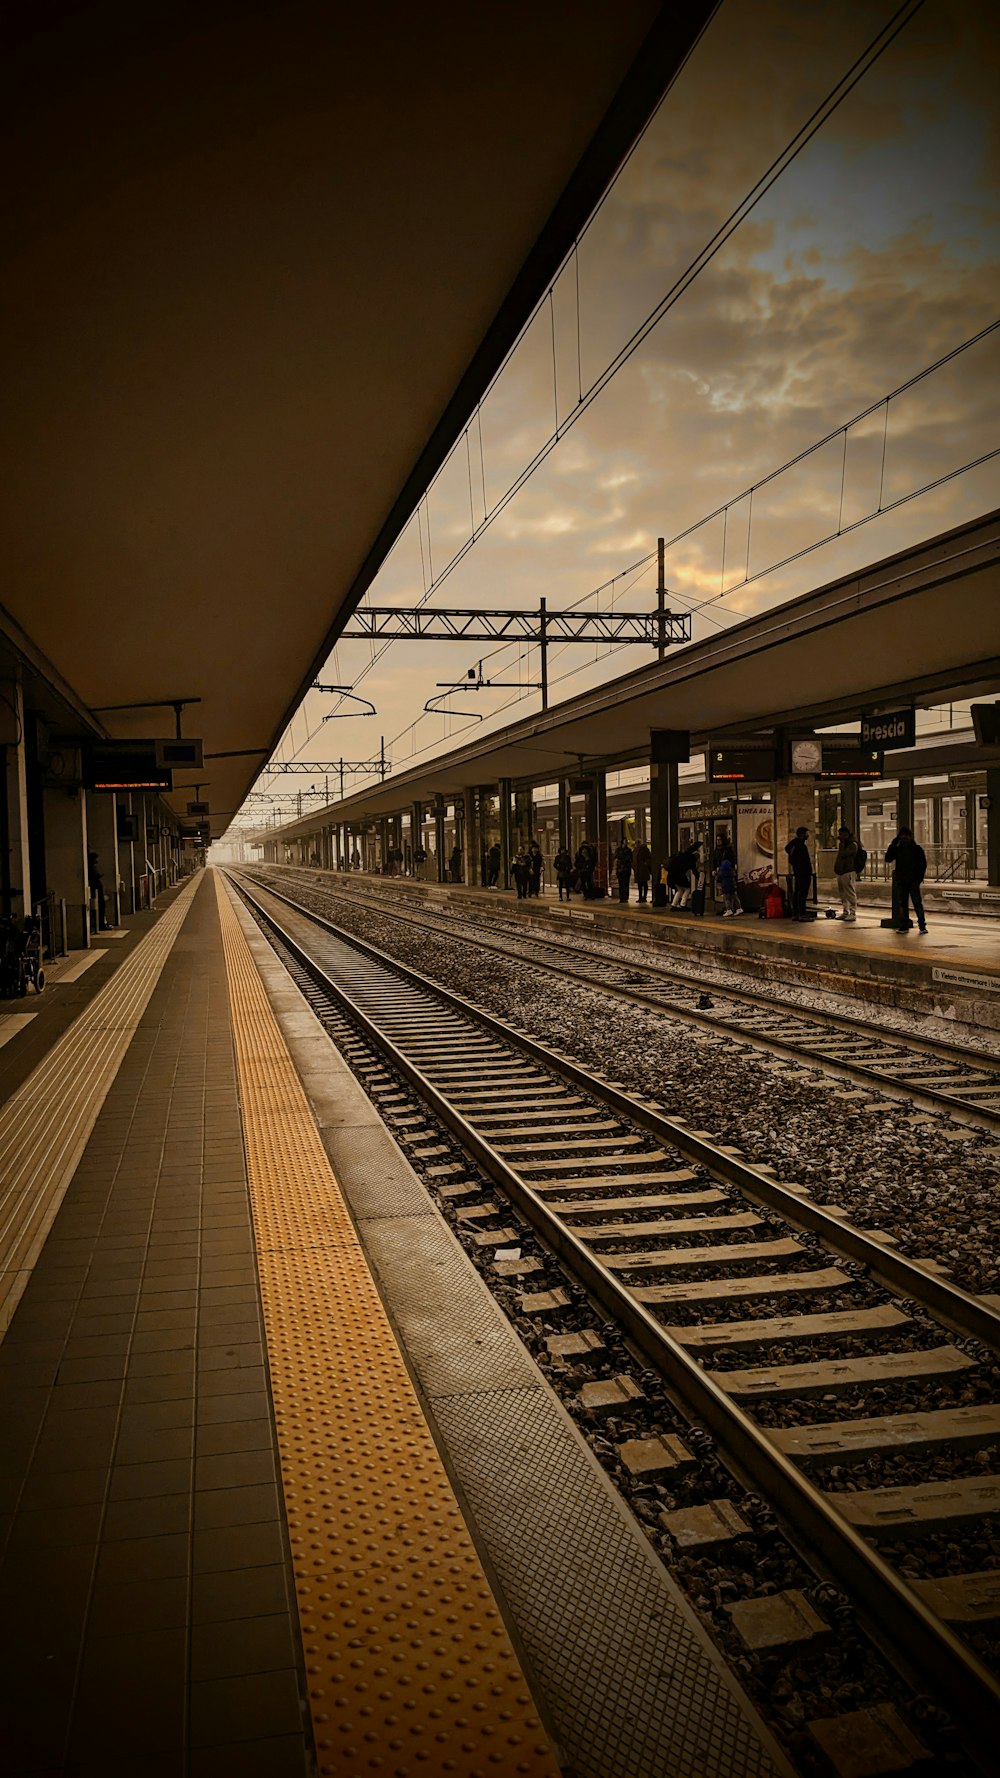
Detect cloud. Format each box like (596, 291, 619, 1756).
(267, 0, 1000, 798)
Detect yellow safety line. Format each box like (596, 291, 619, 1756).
(215, 873, 559, 1778)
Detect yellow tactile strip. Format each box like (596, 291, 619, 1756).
(215, 873, 559, 1778)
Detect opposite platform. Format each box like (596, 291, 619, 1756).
(291, 868, 1000, 1029)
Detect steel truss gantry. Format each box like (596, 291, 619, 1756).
(342, 607, 690, 646)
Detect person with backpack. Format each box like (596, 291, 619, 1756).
(511, 847, 530, 899)
(886, 825, 928, 933)
(715, 847, 741, 918)
(833, 825, 863, 921)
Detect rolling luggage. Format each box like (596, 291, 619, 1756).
(690, 885, 705, 916)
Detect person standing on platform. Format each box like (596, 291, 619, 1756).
(512, 847, 530, 899)
(486, 842, 501, 888)
(575, 841, 596, 900)
(834, 826, 859, 921)
(554, 844, 573, 900)
(88, 850, 107, 931)
(784, 826, 813, 921)
(687, 840, 706, 915)
(449, 844, 462, 883)
(716, 849, 741, 917)
(886, 825, 928, 933)
(527, 841, 543, 897)
(613, 840, 633, 903)
(633, 839, 652, 904)
(667, 849, 690, 909)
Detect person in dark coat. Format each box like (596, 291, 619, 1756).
(613, 840, 633, 903)
(666, 850, 688, 908)
(527, 842, 543, 897)
(486, 842, 501, 888)
(784, 827, 813, 921)
(886, 826, 928, 933)
(633, 840, 652, 903)
(553, 845, 573, 900)
(511, 847, 530, 899)
(88, 850, 107, 931)
(575, 842, 596, 900)
(449, 844, 462, 883)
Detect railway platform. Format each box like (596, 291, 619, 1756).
(0, 868, 786, 1778)
(331, 873, 1000, 1032)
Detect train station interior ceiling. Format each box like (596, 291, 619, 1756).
(0, 0, 709, 837)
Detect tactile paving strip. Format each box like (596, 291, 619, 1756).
(229, 874, 789, 1778)
(0, 874, 201, 1333)
(215, 873, 560, 1778)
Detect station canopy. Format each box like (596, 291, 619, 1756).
(0, 0, 701, 835)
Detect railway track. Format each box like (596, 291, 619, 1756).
(252, 867, 1000, 1132)
(230, 869, 1000, 1772)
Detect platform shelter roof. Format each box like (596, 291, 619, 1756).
(274, 507, 1000, 836)
(0, 0, 698, 836)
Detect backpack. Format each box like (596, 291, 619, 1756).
(854, 845, 868, 876)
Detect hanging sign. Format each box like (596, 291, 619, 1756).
(860, 709, 915, 749)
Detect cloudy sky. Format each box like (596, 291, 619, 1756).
(254, 0, 999, 820)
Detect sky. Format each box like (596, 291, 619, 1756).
(244, 0, 1000, 830)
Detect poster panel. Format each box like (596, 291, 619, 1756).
(736, 800, 775, 886)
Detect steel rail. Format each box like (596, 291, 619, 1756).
(261, 870, 1000, 1132)
(229, 869, 1000, 1772)
(236, 873, 1000, 1349)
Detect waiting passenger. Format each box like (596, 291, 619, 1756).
(486, 842, 501, 888)
(512, 847, 530, 899)
(88, 850, 107, 932)
(784, 827, 813, 921)
(716, 850, 742, 917)
(886, 826, 928, 934)
(527, 842, 543, 897)
(666, 850, 690, 908)
(449, 844, 462, 883)
(633, 839, 652, 904)
(833, 826, 859, 922)
(613, 840, 633, 903)
(575, 841, 596, 899)
(553, 845, 573, 901)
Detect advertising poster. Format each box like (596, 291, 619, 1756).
(736, 800, 775, 886)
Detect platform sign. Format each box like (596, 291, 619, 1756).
(708, 747, 777, 782)
(155, 737, 204, 770)
(84, 741, 172, 791)
(820, 744, 883, 778)
(860, 709, 915, 749)
(736, 799, 775, 885)
(187, 800, 209, 816)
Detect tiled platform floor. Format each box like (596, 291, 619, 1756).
(0, 876, 309, 1777)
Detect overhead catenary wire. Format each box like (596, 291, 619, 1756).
(275, 0, 926, 773)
